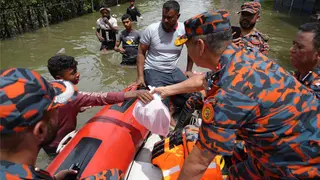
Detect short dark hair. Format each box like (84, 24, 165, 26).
(122, 14, 132, 21)
(298, 22, 320, 50)
(163, 0, 180, 13)
(47, 55, 78, 78)
(193, 29, 233, 53)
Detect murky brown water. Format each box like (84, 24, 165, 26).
(0, 0, 310, 168)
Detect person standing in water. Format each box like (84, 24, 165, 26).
(126, 0, 143, 22)
(233, 2, 269, 56)
(114, 14, 140, 65)
(96, 7, 119, 52)
(135, 0, 193, 127)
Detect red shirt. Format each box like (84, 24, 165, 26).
(45, 91, 125, 150)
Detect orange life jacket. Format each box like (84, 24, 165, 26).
(151, 125, 224, 180)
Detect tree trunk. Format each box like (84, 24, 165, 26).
(27, 7, 34, 30)
(14, 12, 22, 34)
(2, 14, 11, 38)
(36, 8, 43, 28)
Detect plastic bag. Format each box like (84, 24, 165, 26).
(133, 86, 170, 136)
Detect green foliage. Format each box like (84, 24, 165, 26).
(0, 0, 105, 39)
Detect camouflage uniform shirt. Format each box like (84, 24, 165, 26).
(0, 160, 124, 180)
(196, 43, 320, 179)
(233, 28, 269, 56)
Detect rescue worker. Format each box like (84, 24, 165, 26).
(291, 22, 320, 98)
(153, 10, 320, 179)
(233, 2, 270, 56)
(0, 68, 124, 180)
(231, 22, 320, 174)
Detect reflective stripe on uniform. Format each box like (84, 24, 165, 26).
(163, 165, 180, 177)
(208, 162, 217, 169)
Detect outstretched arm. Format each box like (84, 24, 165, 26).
(74, 90, 153, 108)
(153, 74, 206, 98)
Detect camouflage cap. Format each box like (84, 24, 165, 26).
(0, 68, 78, 135)
(238, 2, 261, 14)
(174, 10, 231, 46)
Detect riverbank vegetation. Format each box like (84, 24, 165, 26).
(0, 0, 126, 39)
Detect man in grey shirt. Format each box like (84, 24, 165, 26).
(135, 0, 193, 120)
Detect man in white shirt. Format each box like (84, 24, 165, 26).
(136, 0, 193, 124)
(96, 7, 119, 52)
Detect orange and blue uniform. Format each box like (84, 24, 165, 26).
(234, 2, 269, 56)
(233, 28, 269, 56)
(175, 9, 319, 179)
(196, 43, 320, 179)
(0, 68, 124, 180)
(0, 160, 124, 180)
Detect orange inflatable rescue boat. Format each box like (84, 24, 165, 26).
(46, 85, 225, 179)
(46, 85, 149, 178)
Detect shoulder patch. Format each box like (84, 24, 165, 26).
(202, 98, 217, 123)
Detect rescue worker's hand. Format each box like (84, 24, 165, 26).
(135, 90, 154, 104)
(152, 86, 170, 99)
(53, 169, 78, 180)
(135, 77, 146, 87)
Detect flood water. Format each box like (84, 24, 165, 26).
(0, 0, 311, 168)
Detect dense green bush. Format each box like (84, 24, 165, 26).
(0, 0, 104, 39)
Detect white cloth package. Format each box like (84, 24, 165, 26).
(132, 86, 170, 136)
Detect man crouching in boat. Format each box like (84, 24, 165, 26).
(0, 68, 124, 180)
(291, 22, 320, 99)
(43, 55, 153, 157)
(153, 10, 320, 179)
